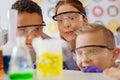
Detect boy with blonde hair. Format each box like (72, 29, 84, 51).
(74, 24, 119, 72)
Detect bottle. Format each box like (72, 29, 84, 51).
(0, 49, 4, 76)
(0, 16, 4, 80)
(8, 37, 34, 80)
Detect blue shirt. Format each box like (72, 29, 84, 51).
(61, 39, 80, 70)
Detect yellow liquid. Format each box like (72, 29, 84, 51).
(36, 52, 62, 76)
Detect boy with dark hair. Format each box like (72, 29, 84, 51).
(11, 0, 51, 64)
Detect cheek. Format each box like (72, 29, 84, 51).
(17, 32, 24, 37)
(93, 55, 112, 69)
(37, 31, 43, 36)
(76, 56, 82, 68)
(58, 25, 63, 33)
(72, 21, 84, 32)
(33, 34, 42, 40)
(26, 33, 42, 40)
(17, 32, 20, 36)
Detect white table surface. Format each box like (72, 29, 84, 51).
(36, 70, 117, 80)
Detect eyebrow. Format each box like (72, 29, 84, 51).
(17, 23, 46, 28)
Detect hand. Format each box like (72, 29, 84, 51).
(82, 66, 103, 73)
(103, 67, 120, 79)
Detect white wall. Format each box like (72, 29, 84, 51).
(0, 0, 16, 29)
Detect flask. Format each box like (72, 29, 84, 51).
(2, 9, 17, 74)
(8, 37, 34, 80)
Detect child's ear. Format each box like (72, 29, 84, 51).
(112, 48, 120, 61)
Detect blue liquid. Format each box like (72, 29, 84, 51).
(3, 55, 11, 74)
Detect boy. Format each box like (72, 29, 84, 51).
(11, 0, 51, 64)
(74, 24, 120, 72)
(103, 26, 120, 79)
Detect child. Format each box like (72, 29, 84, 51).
(52, 0, 88, 70)
(103, 26, 120, 79)
(11, 0, 51, 65)
(74, 24, 120, 72)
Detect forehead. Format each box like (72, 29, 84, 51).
(76, 32, 107, 47)
(17, 12, 42, 26)
(57, 4, 79, 14)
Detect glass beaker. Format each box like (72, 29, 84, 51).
(32, 38, 63, 77)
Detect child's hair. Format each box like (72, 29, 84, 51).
(75, 24, 115, 47)
(116, 26, 120, 32)
(11, 0, 43, 21)
(54, 0, 86, 17)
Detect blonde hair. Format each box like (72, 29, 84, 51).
(75, 24, 115, 47)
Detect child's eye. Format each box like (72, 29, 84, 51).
(69, 16, 75, 20)
(34, 28, 40, 31)
(19, 28, 27, 33)
(76, 51, 82, 56)
(90, 49, 98, 54)
(34, 27, 42, 32)
(88, 47, 100, 55)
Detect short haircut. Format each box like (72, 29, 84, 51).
(75, 24, 115, 47)
(11, 0, 43, 21)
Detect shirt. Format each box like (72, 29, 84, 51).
(61, 39, 80, 70)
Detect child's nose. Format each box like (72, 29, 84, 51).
(63, 19, 71, 28)
(26, 33, 35, 41)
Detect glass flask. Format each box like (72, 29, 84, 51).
(8, 37, 34, 80)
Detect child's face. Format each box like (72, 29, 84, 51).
(17, 12, 43, 50)
(75, 31, 118, 70)
(56, 4, 87, 42)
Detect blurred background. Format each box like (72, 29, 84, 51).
(0, 0, 120, 46)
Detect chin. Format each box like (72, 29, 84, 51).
(27, 46, 34, 51)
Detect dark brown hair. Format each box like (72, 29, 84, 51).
(11, 0, 43, 20)
(55, 0, 86, 17)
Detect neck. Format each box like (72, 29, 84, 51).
(68, 40, 76, 51)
